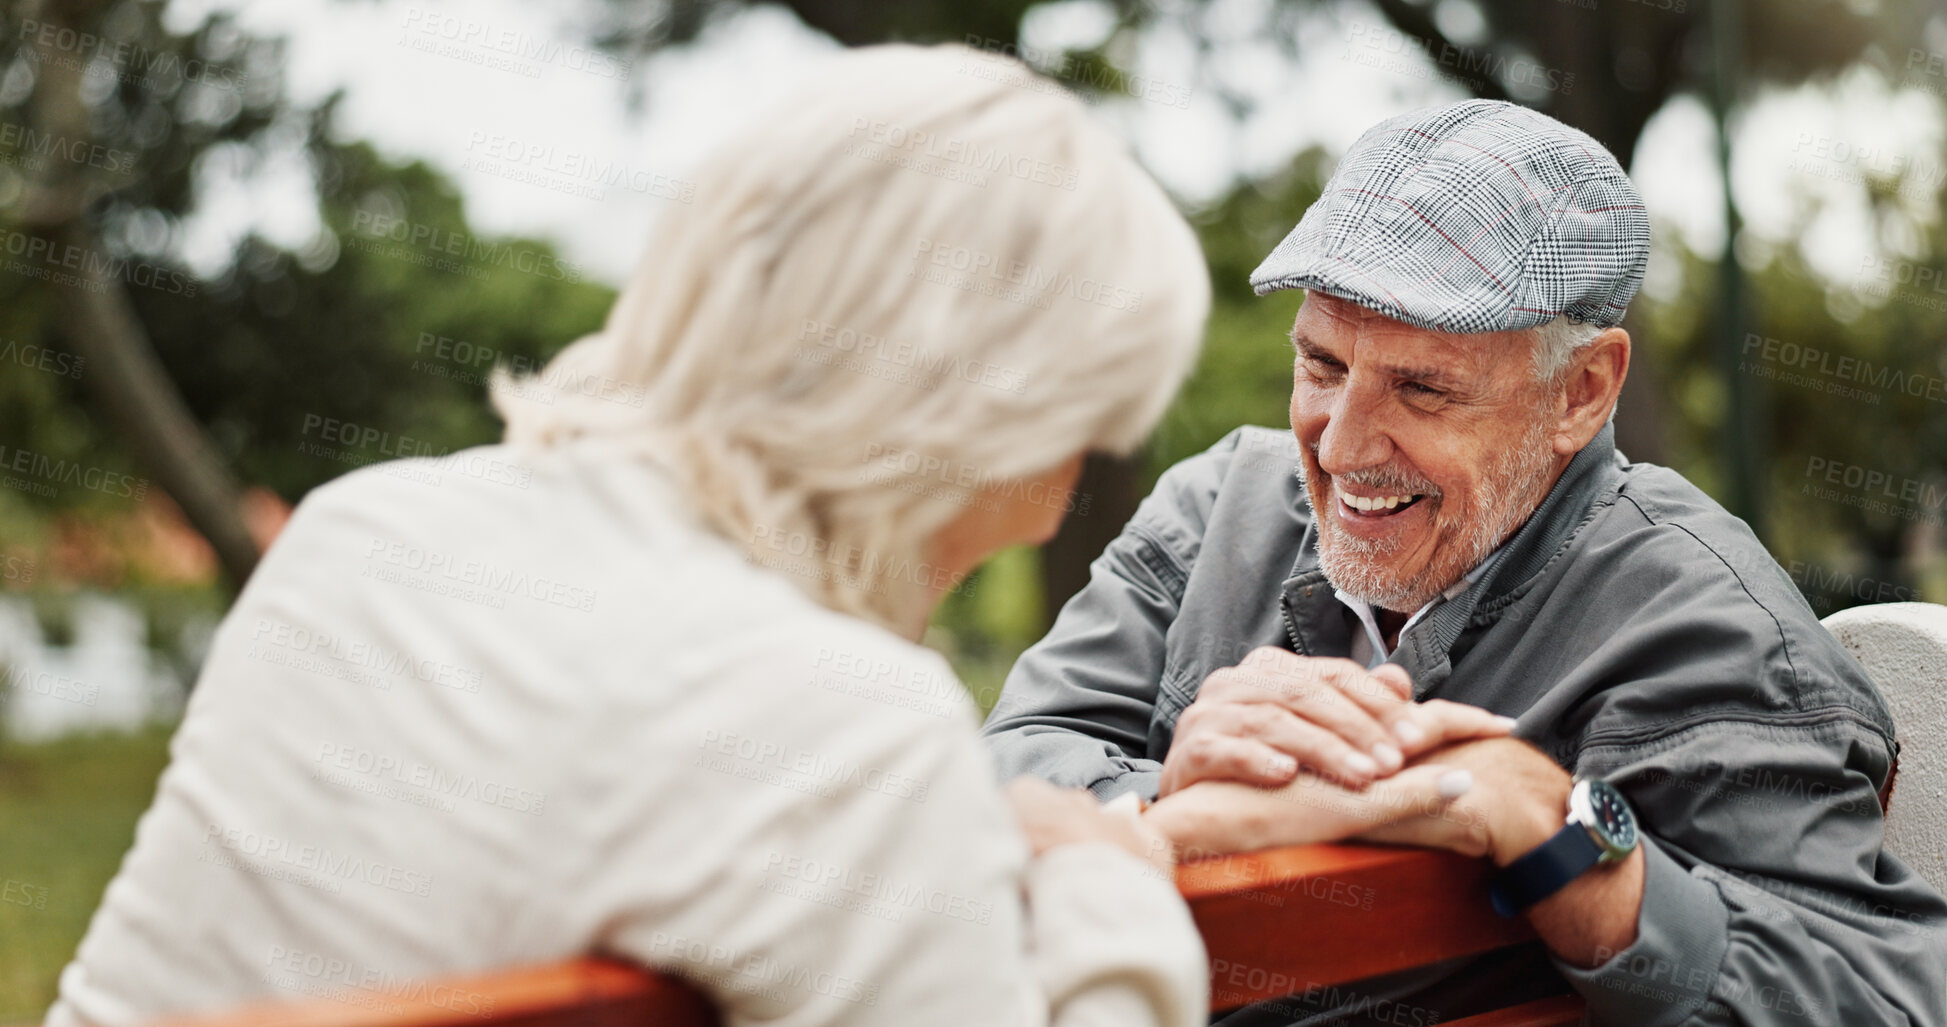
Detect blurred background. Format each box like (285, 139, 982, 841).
(2, 0, 1944, 1016)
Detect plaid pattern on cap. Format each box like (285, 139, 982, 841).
(1250, 100, 1649, 333)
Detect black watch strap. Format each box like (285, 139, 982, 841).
(1488, 821, 1605, 917)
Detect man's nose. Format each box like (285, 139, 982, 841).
(1315, 376, 1394, 475)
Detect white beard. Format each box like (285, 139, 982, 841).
(1309, 414, 1558, 613)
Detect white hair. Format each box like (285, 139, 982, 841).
(492, 44, 1209, 632)
(1529, 315, 1607, 385)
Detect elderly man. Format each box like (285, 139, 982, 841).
(983, 100, 1947, 1026)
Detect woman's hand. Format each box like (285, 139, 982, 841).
(1142, 762, 1477, 858)
(1005, 777, 1175, 875)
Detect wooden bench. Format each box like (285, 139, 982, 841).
(151, 959, 718, 1027)
(156, 843, 1584, 1026)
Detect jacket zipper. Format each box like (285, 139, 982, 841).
(1279, 592, 1308, 656)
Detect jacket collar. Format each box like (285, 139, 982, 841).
(1279, 423, 1623, 696)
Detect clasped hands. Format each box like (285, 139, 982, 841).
(1008, 648, 1573, 876)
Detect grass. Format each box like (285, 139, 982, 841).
(0, 724, 175, 1022)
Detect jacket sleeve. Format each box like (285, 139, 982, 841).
(981, 432, 1242, 802)
(1558, 719, 1947, 1026)
(1534, 532, 1947, 1027)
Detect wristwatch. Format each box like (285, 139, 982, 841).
(1488, 777, 1638, 917)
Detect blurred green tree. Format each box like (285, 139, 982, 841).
(594, 0, 1939, 622)
(0, 1, 612, 595)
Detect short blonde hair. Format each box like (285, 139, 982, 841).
(494, 44, 1208, 630)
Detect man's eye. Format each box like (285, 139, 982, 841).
(1301, 357, 1344, 381)
(1401, 381, 1445, 399)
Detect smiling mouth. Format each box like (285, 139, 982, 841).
(1338, 492, 1426, 517)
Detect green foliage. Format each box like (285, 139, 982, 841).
(135, 137, 616, 501)
(0, 2, 1940, 1020)
(0, 2, 616, 596)
(1618, 174, 1947, 612)
(930, 544, 1046, 710)
(1149, 151, 1329, 474)
(0, 0, 287, 522)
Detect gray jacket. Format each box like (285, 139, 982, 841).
(983, 424, 1947, 1027)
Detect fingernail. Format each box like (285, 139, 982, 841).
(1266, 754, 1298, 777)
(1437, 769, 1473, 800)
(1495, 715, 1521, 731)
(1393, 720, 1427, 747)
(1372, 742, 1403, 771)
(1343, 751, 1379, 777)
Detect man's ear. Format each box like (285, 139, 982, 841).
(1552, 328, 1630, 456)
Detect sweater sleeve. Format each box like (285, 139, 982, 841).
(585, 625, 1208, 1027)
(1022, 842, 1209, 1027)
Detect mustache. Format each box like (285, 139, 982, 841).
(1298, 444, 1441, 501)
(1335, 467, 1440, 499)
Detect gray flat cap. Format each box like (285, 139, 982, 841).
(1250, 99, 1649, 333)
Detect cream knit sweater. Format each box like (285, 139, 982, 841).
(47, 442, 1206, 1027)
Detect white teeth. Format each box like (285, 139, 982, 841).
(1343, 492, 1418, 512)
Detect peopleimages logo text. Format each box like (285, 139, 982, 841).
(348, 211, 581, 283)
(0, 228, 197, 296)
(16, 19, 247, 89)
(0, 444, 148, 498)
(0, 122, 136, 173)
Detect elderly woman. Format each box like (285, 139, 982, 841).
(49, 46, 1471, 1027)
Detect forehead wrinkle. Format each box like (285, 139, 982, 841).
(1415, 334, 1501, 390)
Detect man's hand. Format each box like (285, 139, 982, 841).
(1356, 737, 1644, 967)
(1005, 777, 1174, 875)
(1354, 737, 1571, 864)
(1157, 647, 1517, 797)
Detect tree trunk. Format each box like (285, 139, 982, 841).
(1038, 452, 1142, 628)
(22, 1, 261, 589)
(51, 223, 262, 587)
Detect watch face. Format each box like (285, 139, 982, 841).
(1585, 780, 1638, 853)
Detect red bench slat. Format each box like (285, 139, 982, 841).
(152, 843, 1584, 1025)
(1179, 843, 1544, 1010)
(149, 958, 717, 1027)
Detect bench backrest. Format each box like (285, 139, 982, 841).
(1822, 601, 1947, 892)
(154, 844, 1572, 1025)
(150, 958, 718, 1027)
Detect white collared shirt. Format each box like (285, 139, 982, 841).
(1335, 546, 1505, 668)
